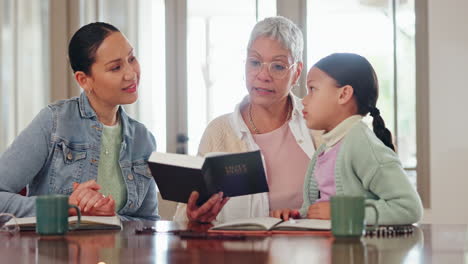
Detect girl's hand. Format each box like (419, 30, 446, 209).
(186, 191, 229, 223)
(270, 209, 300, 221)
(306, 201, 331, 219)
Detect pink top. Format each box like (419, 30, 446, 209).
(253, 123, 310, 210)
(314, 141, 342, 202)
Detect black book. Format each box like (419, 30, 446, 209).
(148, 151, 269, 206)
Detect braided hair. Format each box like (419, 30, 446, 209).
(314, 53, 395, 151)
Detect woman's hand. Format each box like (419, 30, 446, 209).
(68, 180, 100, 215)
(86, 195, 116, 216)
(68, 180, 115, 216)
(306, 201, 331, 219)
(186, 191, 229, 223)
(270, 208, 300, 221)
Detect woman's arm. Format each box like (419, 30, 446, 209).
(119, 178, 159, 221)
(120, 130, 159, 221)
(0, 108, 53, 217)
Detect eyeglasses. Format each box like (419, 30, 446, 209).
(245, 57, 296, 80)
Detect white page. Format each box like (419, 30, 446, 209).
(69, 215, 121, 226)
(204, 152, 228, 158)
(211, 217, 282, 231)
(5, 216, 36, 226)
(274, 219, 331, 230)
(149, 152, 204, 169)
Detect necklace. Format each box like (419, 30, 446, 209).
(102, 134, 111, 155)
(248, 98, 292, 134)
(102, 114, 121, 155)
(102, 130, 114, 155)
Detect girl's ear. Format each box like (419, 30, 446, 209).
(337, 85, 354, 105)
(75, 71, 92, 93)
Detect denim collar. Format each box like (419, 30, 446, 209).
(78, 92, 97, 119)
(78, 92, 131, 139)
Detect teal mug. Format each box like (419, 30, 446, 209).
(36, 195, 81, 235)
(331, 195, 378, 237)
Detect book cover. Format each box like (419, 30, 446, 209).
(148, 150, 269, 206)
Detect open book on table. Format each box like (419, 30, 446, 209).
(5, 215, 122, 231)
(208, 217, 331, 235)
(148, 150, 269, 206)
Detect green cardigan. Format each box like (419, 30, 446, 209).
(299, 121, 423, 225)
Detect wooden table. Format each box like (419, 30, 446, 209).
(0, 221, 466, 263)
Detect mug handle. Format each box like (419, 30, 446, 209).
(364, 203, 379, 231)
(68, 205, 81, 231)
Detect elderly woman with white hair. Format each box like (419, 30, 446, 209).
(174, 16, 321, 223)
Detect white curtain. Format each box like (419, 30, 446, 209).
(0, 0, 50, 152)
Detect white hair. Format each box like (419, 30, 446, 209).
(247, 16, 304, 63)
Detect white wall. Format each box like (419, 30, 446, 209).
(423, 0, 468, 224)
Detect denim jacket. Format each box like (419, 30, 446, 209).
(0, 93, 159, 221)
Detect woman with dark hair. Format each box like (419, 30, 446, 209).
(273, 53, 422, 225)
(0, 22, 159, 221)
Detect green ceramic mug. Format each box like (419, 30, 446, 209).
(36, 195, 81, 235)
(331, 195, 379, 237)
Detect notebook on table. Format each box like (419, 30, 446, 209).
(208, 217, 331, 235)
(4, 215, 122, 231)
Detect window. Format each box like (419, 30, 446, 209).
(74, 0, 275, 155)
(307, 0, 416, 184)
(0, 0, 50, 152)
(186, 0, 276, 154)
(395, 0, 417, 183)
(136, 0, 166, 152)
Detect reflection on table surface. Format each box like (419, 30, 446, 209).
(0, 221, 466, 264)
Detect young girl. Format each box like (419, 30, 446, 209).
(272, 53, 423, 225)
